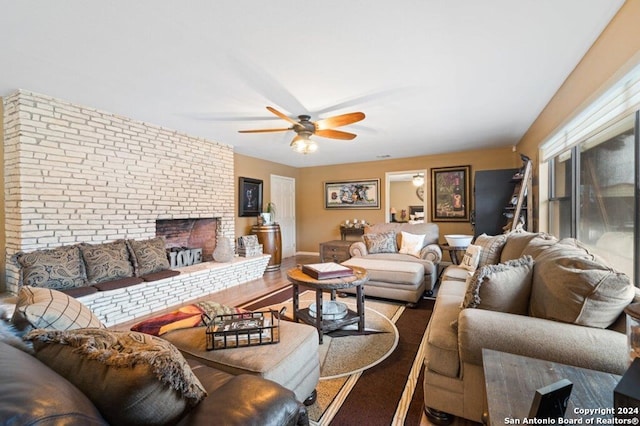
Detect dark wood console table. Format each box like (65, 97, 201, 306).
(340, 225, 364, 240)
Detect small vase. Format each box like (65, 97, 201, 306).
(213, 237, 234, 262)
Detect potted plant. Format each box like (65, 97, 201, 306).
(260, 202, 276, 225)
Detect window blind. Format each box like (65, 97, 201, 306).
(541, 61, 640, 162)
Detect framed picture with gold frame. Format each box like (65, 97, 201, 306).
(431, 165, 471, 222)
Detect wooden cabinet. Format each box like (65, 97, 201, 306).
(319, 240, 353, 263)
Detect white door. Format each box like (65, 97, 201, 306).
(270, 175, 296, 258)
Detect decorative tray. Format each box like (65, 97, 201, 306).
(205, 310, 279, 350)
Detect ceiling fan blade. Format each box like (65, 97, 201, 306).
(238, 127, 292, 133)
(266, 106, 300, 126)
(315, 129, 357, 140)
(315, 112, 365, 130)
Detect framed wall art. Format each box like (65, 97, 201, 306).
(238, 177, 263, 217)
(431, 165, 471, 222)
(325, 178, 380, 209)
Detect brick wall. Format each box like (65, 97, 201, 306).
(3, 90, 237, 294)
(82, 255, 270, 327)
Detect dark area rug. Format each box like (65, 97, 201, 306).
(240, 286, 434, 425)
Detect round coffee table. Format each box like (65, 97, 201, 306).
(287, 266, 368, 344)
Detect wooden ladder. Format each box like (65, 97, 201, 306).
(509, 158, 533, 232)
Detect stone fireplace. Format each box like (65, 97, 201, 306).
(2, 90, 236, 294)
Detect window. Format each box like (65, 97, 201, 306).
(543, 61, 640, 286)
(548, 113, 638, 284)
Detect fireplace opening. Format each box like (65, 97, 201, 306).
(156, 218, 218, 262)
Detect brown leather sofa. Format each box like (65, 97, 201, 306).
(0, 339, 308, 425)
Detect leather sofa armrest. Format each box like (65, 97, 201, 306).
(457, 308, 629, 375)
(349, 242, 367, 257)
(420, 243, 442, 263)
(178, 374, 308, 426)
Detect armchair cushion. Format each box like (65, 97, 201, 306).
(399, 231, 426, 258)
(363, 231, 398, 254)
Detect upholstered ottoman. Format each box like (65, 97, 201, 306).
(341, 258, 425, 305)
(162, 320, 320, 404)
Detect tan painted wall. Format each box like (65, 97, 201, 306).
(516, 0, 640, 230)
(295, 146, 518, 252)
(234, 153, 299, 237)
(390, 181, 422, 220)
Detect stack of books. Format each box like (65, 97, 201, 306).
(237, 235, 263, 257)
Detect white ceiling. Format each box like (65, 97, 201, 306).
(0, 1, 624, 167)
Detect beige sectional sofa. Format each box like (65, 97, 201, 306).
(346, 222, 441, 302)
(422, 230, 639, 424)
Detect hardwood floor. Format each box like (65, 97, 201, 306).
(112, 254, 319, 330)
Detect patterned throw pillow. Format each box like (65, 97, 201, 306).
(127, 237, 171, 276)
(25, 328, 207, 426)
(363, 232, 398, 254)
(459, 244, 482, 273)
(80, 240, 134, 284)
(398, 231, 426, 258)
(474, 233, 508, 267)
(11, 286, 105, 331)
(14, 245, 87, 290)
(461, 256, 534, 315)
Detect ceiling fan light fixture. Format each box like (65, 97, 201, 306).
(412, 173, 424, 187)
(291, 133, 317, 154)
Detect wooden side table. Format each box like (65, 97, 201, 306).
(483, 349, 620, 425)
(287, 266, 368, 344)
(439, 243, 468, 265)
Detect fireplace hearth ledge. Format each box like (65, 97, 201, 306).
(77, 255, 271, 327)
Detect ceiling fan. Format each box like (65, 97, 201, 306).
(238, 106, 365, 154)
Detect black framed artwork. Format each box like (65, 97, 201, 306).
(431, 165, 471, 222)
(238, 177, 263, 217)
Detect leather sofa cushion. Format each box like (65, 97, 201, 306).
(60, 285, 99, 298)
(80, 240, 134, 283)
(26, 328, 207, 426)
(92, 276, 145, 291)
(530, 239, 635, 328)
(0, 341, 107, 425)
(178, 373, 306, 426)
